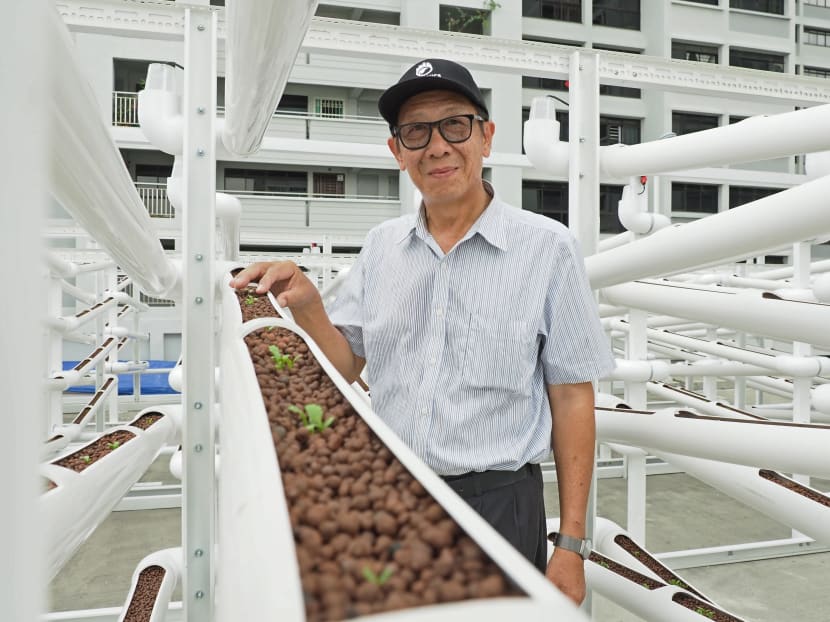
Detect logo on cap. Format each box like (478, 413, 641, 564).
(415, 61, 434, 77)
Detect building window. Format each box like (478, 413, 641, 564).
(315, 4, 400, 24)
(592, 0, 640, 30)
(728, 185, 783, 208)
(803, 65, 830, 78)
(521, 181, 627, 232)
(600, 116, 641, 145)
(277, 94, 309, 115)
(730, 48, 785, 72)
(135, 164, 173, 184)
(522, 181, 569, 224)
(313, 173, 345, 196)
(803, 0, 830, 7)
(729, 0, 784, 14)
(224, 169, 308, 194)
(684, 0, 718, 4)
(522, 76, 569, 91)
(599, 185, 626, 234)
(672, 41, 719, 63)
(672, 183, 719, 214)
(314, 98, 344, 118)
(439, 4, 492, 34)
(673, 112, 719, 135)
(522, 0, 582, 22)
(804, 27, 830, 47)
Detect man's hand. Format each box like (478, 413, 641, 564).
(545, 548, 586, 605)
(230, 261, 321, 312)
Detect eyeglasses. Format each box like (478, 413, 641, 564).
(393, 113, 485, 150)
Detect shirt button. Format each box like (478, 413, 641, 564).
(421, 407, 429, 416)
(435, 307, 443, 317)
(429, 356, 436, 364)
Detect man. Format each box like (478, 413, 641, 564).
(231, 58, 615, 604)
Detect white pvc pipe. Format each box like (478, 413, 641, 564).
(40, 406, 177, 579)
(587, 174, 830, 289)
(45, 297, 117, 333)
(601, 105, 830, 178)
(51, 338, 120, 389)
(606, 358, 670, 382)
(595, 406, 830, 478)
(617, 177, 670, 236)
(118, 547, 181, 622)
(48, 10, 180, 300)
(603, 282, 830, 349)
(138, 64, 184, 156)
(222, 0, 319, 156)
(217, 278, 586, 621)
(658, 451, 830, 545)
(646, 382, 765, 420)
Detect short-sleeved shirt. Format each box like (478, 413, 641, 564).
(327, 184, 616, 475)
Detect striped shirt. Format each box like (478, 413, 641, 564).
(327, 184, 616, 475)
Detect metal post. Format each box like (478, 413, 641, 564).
(568, 50, 600, 616)
(182, 8, 217, 622)
(0, 0, 46, 616)
(624, 309, 648, 544)
(791, 241, 812, 491)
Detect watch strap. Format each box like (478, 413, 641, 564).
(547, 531, 591, 560)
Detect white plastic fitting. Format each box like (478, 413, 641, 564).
(617, 177, 670, 235)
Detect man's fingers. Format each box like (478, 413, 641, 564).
(256, 262, 296, 294)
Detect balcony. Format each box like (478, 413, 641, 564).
(136, 182, 174, 218)
(134, 181, 400, 244)
(111, 91, 389, 144)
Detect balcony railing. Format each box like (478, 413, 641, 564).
(112, 91, 139, 126)
(136, 182, 175, 218)
(111, 92, 388, 144)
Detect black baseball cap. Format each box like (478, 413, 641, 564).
(378, 58, 489, 130)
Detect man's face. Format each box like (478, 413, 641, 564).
(388, 90, 495, 209)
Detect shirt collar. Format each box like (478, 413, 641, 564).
(395, 181, 507, 251)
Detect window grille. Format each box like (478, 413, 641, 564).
(314, 98, 344, 118)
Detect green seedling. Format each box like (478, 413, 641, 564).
(107, 441, 120, 450)
(669, 578, 689, 589)
(362, 566, 394, 586)
(288, 403, 334, 433)
(80, 455, 92, 464)
(244, 294, 256, 305)
(695, 607, 715, 619)
(268, 345, 297, 371)
(599, 561, 610, 569)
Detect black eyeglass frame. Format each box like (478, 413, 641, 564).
(392, 113, 486, 150)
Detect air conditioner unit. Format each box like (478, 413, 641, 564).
(336, 174, 345, 182)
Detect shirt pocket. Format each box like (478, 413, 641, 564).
(462, 313, 536, 393)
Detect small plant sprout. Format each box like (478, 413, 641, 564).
(669, 578, 689, 588)
(80, 455, 91, 464)
(362, 566, 394, 586)
(695, 607, 715, 619)
(107, 441, 120, 450)
(244, 294, 256, 305)
(268, 345, 297, 371)
(288, 404, 334, 433)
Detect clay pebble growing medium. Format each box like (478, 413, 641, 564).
(129, 412, 165, 431)
(613, 534, 706, 599)
(52, 429, 136, 473)
(587, 551, 663, 590)
(122, 565, 166, 622)
(672, 592, 746, 622)
(236, 288, 524, 621)
(758, 469, 830, 507)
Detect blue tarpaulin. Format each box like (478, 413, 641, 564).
(63, 360, 180, 395)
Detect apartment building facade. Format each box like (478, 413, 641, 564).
(56, 0, 830, 358)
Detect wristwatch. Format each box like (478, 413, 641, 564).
(548, 531, 592, 560)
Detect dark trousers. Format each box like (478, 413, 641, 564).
(442, 463, 548, 572)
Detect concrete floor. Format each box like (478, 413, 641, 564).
(49, 469, 830, 621)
